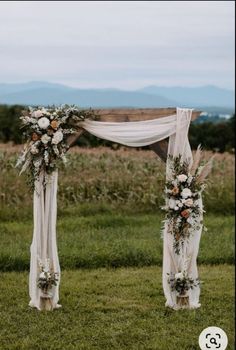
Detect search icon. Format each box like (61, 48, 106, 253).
(199, 327, 228, 350)
(210, 337, 217, 345)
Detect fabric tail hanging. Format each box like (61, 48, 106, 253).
(29, 170, 61, 311)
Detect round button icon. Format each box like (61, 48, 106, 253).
(199, 326, 228, 350)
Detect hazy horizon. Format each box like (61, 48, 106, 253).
(0, 1, 234, 90)
(0, 80, 234, 92)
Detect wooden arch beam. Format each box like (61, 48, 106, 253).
(68, 108, 202, 161)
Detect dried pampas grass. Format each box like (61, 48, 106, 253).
(196, 155, 215, 183)
(190, 144, 202, 175)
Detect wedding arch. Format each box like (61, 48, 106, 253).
(17, 106, 213, 311)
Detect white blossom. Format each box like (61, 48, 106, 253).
(32, 110, 43, 118)
(38, 117, 50, 129)
(39, 272, 46, 279)
(41, 134, 51, 144)
(187, 217, 195, 225)
(175, 272, 184, 280)
(30, 145, 39, 154)
(52, 130, 63, 144)
(177, 174, 188, 182)
(181, 188, 192, 198)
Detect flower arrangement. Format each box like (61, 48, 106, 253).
(167, 271, 200, 296)
(16, 105, 94, 188)
(162, 146, 214, 254)
(37, 259, 59, 296)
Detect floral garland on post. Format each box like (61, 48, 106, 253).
(16, 105, 94, 188)
(162, 147, 214, 304)
(162, 147, 213, 255)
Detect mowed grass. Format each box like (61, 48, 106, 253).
(0, 207, 234, 271)
(0, 265, 234, 350)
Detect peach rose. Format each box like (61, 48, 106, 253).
(50, 120, 59, 129)
(184, 198, 193, 207)
(171, 186, 179, 195)
(31, 133, 40, 141)
(181, 209, 190, 218)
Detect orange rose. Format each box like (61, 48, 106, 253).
(31, 133, 40, 141)
(181, 209, 190, 218)
(172, 186, 179, 195)
(50, 120, 58, 129)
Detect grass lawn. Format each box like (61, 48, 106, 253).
(0, 209, 234, 271)
(0, 265, 234, 350)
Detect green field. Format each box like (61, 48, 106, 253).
(0, 266, 234, 350)
(0, 147, 235, 349)
(0, 210, 234, 271)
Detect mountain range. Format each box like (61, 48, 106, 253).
(0, 81, 234, 113)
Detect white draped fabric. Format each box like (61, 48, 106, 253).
(29, 107, 202, 310)
(29, 171, 61, 310)
(79, 111, 188, 148)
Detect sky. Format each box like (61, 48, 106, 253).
(0, 1, 235, 90)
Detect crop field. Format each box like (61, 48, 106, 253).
(0, 145, 235, 350)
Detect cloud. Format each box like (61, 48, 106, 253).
(0, 1, 234, 89)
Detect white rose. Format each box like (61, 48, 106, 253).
(177, 174, 188, 182)
(38, 117, 50, 129)
(175, 272, 184, 280)
(187, 217, 195, 225)
(32, 110, 43, 118)
(184, 198, 194, 207)
(181, 188, 192, 198)
(41, 134, 51, 144)
(174, 206, 179, 211)
(178, 202, 183, 208)
(52, 130, 63, 145)
(30, 145, 39, 154)
(168, 198, 176, 209)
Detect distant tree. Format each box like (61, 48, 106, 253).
(0, 104, 235, 152)
(189, 115, 235, 152)
(0, 105, 25, 143)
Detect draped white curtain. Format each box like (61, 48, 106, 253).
(29, 171, 61, 310)
(29, 107, 202, 310)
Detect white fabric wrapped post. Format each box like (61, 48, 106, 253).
(29, 170, 61, 311)
(163, 108, 202, 309)
(80, 107, 202, 310)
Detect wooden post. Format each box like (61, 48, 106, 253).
(68, 108, 202, 162)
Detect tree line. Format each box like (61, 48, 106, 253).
(0, 104, 234, 152)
